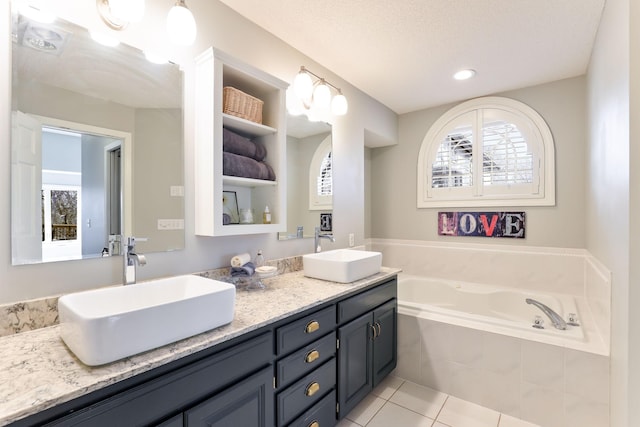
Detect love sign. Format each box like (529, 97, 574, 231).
(438, 211, 526, 238)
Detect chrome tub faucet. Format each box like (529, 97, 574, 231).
(526, 298, 567, 330)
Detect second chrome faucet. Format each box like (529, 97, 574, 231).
(314, 227, 335, 253)
(124, 236, 147, 285)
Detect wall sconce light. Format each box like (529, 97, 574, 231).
(289, 66, 348, 119)
(166, 0, 197, 46)
(96, 0, 197, 46)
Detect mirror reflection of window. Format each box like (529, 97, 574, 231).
(309, 135, 333, 210)
(317, 151, 332, 197)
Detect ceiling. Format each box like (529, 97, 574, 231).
(12, 14, 182, 109)
(219, 0, 606, 115)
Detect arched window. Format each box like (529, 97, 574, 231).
(417, 97, 555, 207)
(309, 134, 332, 210)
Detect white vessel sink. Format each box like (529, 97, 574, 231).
(303, 249, 382, 283)
(58, 275, 236, 366)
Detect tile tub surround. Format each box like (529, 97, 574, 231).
(396, 313, 610, 427)
(0, 267, 399, 425)
(0, 255, 303, 338)
(372, 239, 612, 427)
(368, 238, 611, 350)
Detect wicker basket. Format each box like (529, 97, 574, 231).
(223, 86, 264, 124)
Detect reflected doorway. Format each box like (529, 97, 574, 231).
(40, 125, 123, 261)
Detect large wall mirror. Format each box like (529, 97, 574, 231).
(10, 10, 184, 265)
(279, 114, 332, 240)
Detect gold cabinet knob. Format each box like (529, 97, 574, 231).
(308, 421, 320, 427)
(305, 381, 320, 396)
(305, 349, 320, 363)
(305, 320, 320, 334)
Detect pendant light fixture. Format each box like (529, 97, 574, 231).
(96, 0, 197, 46)
(166, 0, 197, 46)
(290, 66, 348, 117)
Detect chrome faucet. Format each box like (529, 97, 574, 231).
(526, 298, 567, 330)
(314, 227, 335, 253)
(124, 236, 147, 285)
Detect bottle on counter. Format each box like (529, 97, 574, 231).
(263, 205, 272, 224)
(254, 250, 264, 268)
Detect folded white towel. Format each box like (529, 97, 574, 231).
(230, 252, 251, 267)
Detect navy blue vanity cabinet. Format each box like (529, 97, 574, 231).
(184, 366, 274, 426)
(39, 332, 275, 427)
(11, 275, 398, 427)
(336, 279, 397, 418)
(275, 306, 337, 426)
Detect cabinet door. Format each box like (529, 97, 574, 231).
(337, 312, 373, 418)
(185, 366, 274, 427)
(372, 299, 397, 387)
(156, 414, 183, 427)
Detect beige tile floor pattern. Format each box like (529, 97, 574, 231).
(337, 375, 541, 427)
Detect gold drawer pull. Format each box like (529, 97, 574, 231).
(308, 421, 320, 427)
(305, 320, 320, 334)
(305, 350, 320, 363)
(305, 381, 320, 396)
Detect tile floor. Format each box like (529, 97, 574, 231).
(337, 376, 541, 427)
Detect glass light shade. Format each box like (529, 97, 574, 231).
(167, 3, 197, 46)
(286, 87, 304, 116)
(312, 83, 331, 110)
(293, 71, 313, 101)
(331, 93, 348, 115)
(109, 0, 145, 23)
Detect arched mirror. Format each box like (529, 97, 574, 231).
(10, 10, 184, 265)
(279, 114, 332, 240)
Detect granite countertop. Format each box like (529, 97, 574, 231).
(0, 268, 399, 426)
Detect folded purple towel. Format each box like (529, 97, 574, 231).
(223, 128, 267, 161)
(223, 152, 276, 181)
(230, 261, 255, 277)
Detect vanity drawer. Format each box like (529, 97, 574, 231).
(276, 306, 336, 355)
(287, 389, 336, 427)
(277, 332, 336, 388)
(337, 278, 397, 324)
(277, 358, 336, 426)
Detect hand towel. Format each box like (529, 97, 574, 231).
(231, 252, 251, 267)
(223, 128, 267, 161)
(230, 262, 256, 277)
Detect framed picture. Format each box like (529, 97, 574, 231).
(222, 191, 239, 224)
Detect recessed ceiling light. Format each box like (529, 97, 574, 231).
(453, 69, 476, 81)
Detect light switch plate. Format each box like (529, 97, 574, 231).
(157, 219, 185, 230)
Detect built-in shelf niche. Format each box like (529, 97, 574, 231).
(195, 47, 288, 237)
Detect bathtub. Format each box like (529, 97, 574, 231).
(397, 273, 585, 342)
(395, 273, 609, 426)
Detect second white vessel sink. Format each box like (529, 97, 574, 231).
(58, 275, 236, 366)
(303, 249, 382, 283)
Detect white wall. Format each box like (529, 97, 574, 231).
(370, 76, 587, 248)
(0, 0, 398, 303)
(586, 0, 631, 426)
